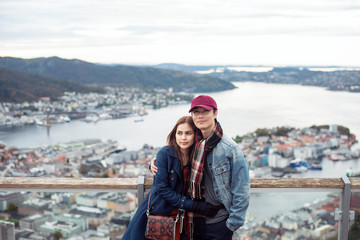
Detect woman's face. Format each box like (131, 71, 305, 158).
(176, 123, 195, 152)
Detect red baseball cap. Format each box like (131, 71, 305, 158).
(189, 95, 217, 113)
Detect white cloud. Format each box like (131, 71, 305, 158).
(0, 0, 359, 65)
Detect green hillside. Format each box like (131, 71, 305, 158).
(0, 56, 235, 92)
(0, 67, 104, 103)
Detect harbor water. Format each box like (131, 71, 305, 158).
(2, 82, 360, 152)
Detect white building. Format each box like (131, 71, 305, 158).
(268, 149, 289, 168)
(19, 213, 52, 231)
(329, 125, 338, 134)
(0, 220, 15, 240)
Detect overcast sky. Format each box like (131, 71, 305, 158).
(1, 0, 360, 66)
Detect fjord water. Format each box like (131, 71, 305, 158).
(1, 82, 360, 224)
(2, 82, 360, 153)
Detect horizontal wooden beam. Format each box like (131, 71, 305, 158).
(350, 177, 360, 189)
(0, 177, 358, 191)
(250, 178, 344, 189)
(0, 177, 151, 190)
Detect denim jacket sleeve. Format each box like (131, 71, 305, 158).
(154, 148, 194, 211)
(226, 146, 250, 231)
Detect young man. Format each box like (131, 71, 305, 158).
(150, 95, 250, 239)
(187, 95, 250, 239)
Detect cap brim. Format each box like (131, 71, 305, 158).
(189, 105, 214, 113)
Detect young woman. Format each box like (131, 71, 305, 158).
(122, 116, 219, 240)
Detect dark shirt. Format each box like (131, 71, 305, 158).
(203, 158, 229, 224)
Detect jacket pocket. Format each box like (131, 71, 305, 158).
(214, 162, 231, 185)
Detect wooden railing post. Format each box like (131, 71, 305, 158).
(337, 176, 355, 240)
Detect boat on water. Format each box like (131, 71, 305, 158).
(99, 113, 112, 120)
(290, 159, 308, 167)
(139, 109, 148, 116)
(326, 147, 359, 161)
(81, 114, 100, 123)
(308, 165, 323, 170)
(272, 171, 286, 177)
(289, 159, 309, 172)
(328, 154, 342, 161)
(35, 114, 70, 126)
(289, 159, 323, 171)
(35, 119, 50, 127)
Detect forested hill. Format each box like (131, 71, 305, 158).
(0, 67, 104, 103)
(0, 56, 235, 93)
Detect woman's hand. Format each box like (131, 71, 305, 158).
(149, 158, 158, 175)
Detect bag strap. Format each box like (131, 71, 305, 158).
(146, 191, 151, 216)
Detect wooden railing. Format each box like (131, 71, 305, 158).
(1, 177, 359, 240)
(1, 177, 359, 190)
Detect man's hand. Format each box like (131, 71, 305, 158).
(192, 201, 220, 217)
(149, 158, 158, 175)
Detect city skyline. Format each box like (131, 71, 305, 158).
(1, 0, 360, 66)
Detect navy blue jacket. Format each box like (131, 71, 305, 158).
(122, 146, 194, 240)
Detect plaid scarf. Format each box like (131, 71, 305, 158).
(188, 119, 223, 199)
(186, 120, 223, 239)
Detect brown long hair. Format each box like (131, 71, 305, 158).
(167, 116, 196, 166)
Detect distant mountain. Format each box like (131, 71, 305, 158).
(0, 57, 235, 93)
(151, 63, 360, 93)
(152, 63, 221, 73)
(0, 67, 104, 103)
(152, 63, 275, 73)
(210, 67, 360, 93)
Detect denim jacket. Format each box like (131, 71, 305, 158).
(206, 134, 250, 231)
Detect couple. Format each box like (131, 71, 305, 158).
(123, 95, 250, 240)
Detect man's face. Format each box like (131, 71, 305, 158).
(191, 107, 217, 132)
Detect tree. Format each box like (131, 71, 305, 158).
(255, 128, 270, 137)
(6, 202, 17, 216)
(274, 127, 292, 136)
(338, 125, 350, 136)
(53, 230, 63, 240)
(233, 135, 242, 143)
